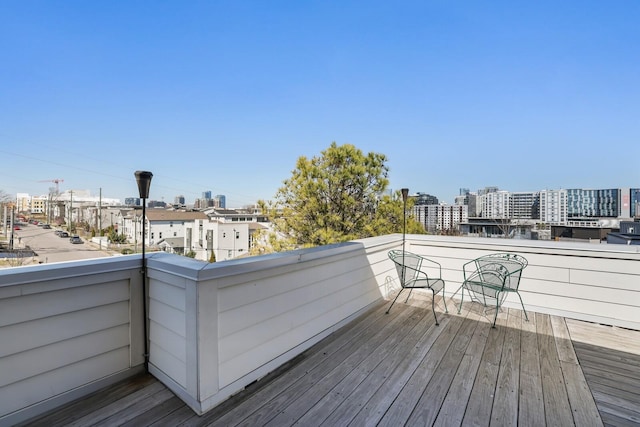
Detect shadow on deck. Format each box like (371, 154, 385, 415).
(20, 296, 640, 426)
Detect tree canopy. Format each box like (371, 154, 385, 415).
(259, 142, 425, 249)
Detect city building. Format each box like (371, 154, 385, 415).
(125, 197, 141, 206)
(413, 204, 468, 234)
(479, 190, 510, 219)
(567, 188, 620, 218)
(121, 209, 208, 248)
(203, 206, 268, 223)
(539, 189, 568, 224)
(215, 194, 226, 209)
(185, 219, 252, 262)
(509, 192, 539, 219)
(412, 192, 438, 206)
(631, 188, 640, 218)
(455, 189, 477, 217)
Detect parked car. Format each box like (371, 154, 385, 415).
(42, 224, 51, 229)
(69, 235, 83, 244)
(58, 231, 70, 238)
(13, 225, 21, 230)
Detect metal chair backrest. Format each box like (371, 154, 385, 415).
(388, 250, 422, 287)
(474, 253, 527, 291)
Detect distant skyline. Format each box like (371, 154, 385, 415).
(1, 1, 639, 207)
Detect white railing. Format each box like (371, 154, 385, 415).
(145, 239, 394, 415)
(1, 234, 639, 423)
(406, 235, 640, 330)
(0, 256, 146, 426)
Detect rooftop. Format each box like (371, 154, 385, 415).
(20, 299, 640, 426)
(2, 234, 639, 426)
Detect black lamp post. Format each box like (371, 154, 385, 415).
(134, 170, 153, 371)
(401, 188, 409, 284)
(401, 188, 409, 253)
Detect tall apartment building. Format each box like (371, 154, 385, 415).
(630, 188, 640, 218)
(480, 190, 510, 219)
(509, 192, 539, 219)
(30, 196, 48, 215)
(455, 189, 477, 217)
(567, 188, 619, 218)
(474, 189, 541, 221)
(413, 192, 438, 206)
(215, 195, 226, 209)
(539, 189, 567, 224)
(413, 204, 468, 233)
(125, 197, 141, 206)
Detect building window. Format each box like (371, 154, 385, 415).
(159, 232, 163, 239)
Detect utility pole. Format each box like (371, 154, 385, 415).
(69, 190, 73, 233)
(2, 204, 7, 237)
(9, 205, 15, 251)
(98, 188, 102, 234)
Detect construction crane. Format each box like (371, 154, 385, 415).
(38, 178, 64, 194)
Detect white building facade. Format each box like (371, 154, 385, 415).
(539, 189, 568, 224)
(185, 219, 250, 262)
(413, 204, 468, 234)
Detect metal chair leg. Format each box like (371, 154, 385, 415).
(430, 289, 440, 325)
(441, 287, 449, 314)
(457, 285, 466, 314)
(404, 287, 414, 303)
(386, 288, 404, 314)
(516, 292, 529, 321)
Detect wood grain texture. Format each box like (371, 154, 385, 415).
(19, 301, 640, 427)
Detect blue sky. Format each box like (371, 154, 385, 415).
(1, 1, 638, 207)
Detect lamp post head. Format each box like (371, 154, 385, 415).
(134, 171, 153, 199)
(401, 188, 409, 202)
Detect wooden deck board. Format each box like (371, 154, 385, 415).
(377, 313, 467, 426)
(518, 308, 545, 427)
(432, 309, 491, 427)
(311, 302, 438, 426)
(21, 296, 640, 427)
(489, 308, 522, 426)
(406, 312, 479, 426)
(460, 307, 507, 426)
(537, 312, 576, 426)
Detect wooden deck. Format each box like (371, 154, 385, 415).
(21, 296, 640, 427)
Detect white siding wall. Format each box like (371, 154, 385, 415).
(146, 241, 391, 414)
(0, 256, 145, 425)
(407, 235, 640, 330)
(3, 235, 638, 422)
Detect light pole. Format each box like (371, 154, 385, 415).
(401, 188, 409, 283)
(135, 170, 153, 371)
(401, 188, 409, 253)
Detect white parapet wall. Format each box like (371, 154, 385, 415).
(145, 240, 394, 415)
(0, 256, 146, 426)
(3, 234, 637, 423)
(405, 234, 640, 330)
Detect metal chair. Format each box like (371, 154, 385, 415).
(386, 250, 448, 325)
(455, 252, 528, 327)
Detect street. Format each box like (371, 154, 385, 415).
(6, 223, 117, 265)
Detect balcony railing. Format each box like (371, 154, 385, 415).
(1, 234, 639, 425)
